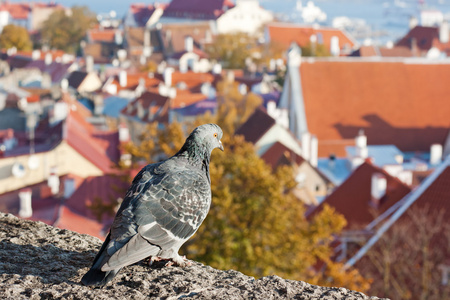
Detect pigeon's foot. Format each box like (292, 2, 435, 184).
(148, 255, 191, 267)
(167, 255, 191, 267)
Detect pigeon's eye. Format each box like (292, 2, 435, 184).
(213, 133, 218, 138)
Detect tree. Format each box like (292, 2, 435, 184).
(214, 78, 262, 136)
(0, 24, 32, 51)
(205, 33, 258, 69)
(301, 42, 331, 57)
(40, 6, 96, 53)
(357, 206, 450, 299)
(123, 122, 186, 164)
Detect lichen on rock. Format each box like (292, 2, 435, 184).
(0, 213, 387, 299)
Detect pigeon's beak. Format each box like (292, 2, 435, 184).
(218, 140, 224, 151)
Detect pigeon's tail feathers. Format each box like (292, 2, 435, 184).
(81, 233, 120, 287)
(102, 233, 161, 271)
(81, 266, 121, 287)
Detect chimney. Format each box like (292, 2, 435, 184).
(115, 30, 123, 45)
(32, 50, 41, 60)
(18, 188, 33, 218)
(310, 34, 317, 56)
(355, 129, 368, 159)
(119, 122, 130, 143)
(301, 132, 311, 161)
(63, 178, 75, 199)
(179, 59, 188, 73)
(430, 144, 443, 165)
(117, 49, 127, 61)
(371, 173, 387, 207)
(409, 16, 418, 29)
(411, 38, 419, 56)
(267, 101, 277, 119)
(143, 28, 151, 57)
(45, 52, 52, 65)
(164, 67, 173, 87)
(440, 21, 449, 44)
(85, 55, 94, 73)
(184, 36, 194, 52)
(47, 168, 60, 195)
(330, 36, 340, 56)
(50, 102, 68, 126)
(279, 109, 289, 129)
(61, 78, 69, 92)
(226, 70, 235, 82)
(212, 63, 222, 75)
(119, 70, 127, 87)
(310, 135, 318, 167)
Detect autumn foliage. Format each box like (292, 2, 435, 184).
(0, 24, 32, 51)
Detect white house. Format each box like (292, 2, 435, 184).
(216, 0, 273, 36)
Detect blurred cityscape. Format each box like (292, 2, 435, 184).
(0, 0, 449, 298)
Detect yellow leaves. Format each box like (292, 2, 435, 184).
(310, 258, 372, 293)
(122, 121, 184, 164)
(0, 24, 32, 51)
(309, 204, 347, 242)
(41, 6, 97, 53)
(205, 33, 258, 69)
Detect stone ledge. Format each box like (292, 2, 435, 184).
(0, 213, 387, 299)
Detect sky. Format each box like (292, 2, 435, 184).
(7, 0, 449, 15)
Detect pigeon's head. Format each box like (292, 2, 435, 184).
(191, 123, 224, 152)
(180, 124, 224, 159)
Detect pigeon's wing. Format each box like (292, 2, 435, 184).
(102, 162, 211, 271)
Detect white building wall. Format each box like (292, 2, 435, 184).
(78, 73, 103, 93)
(216, 0, 273, 35)
(0, 11, 10, 33)
(0, 142, 103, 195)
(255, 124, 302, 156)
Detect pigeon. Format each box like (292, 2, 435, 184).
(81, 124, 223, 287)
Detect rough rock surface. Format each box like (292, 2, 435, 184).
(0, 213, 387, 299)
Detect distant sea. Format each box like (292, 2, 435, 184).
(9, 0, 450, 44)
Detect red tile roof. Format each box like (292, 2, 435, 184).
(55, 206, 106, 239)
(299, 59, 450, 156)
(65, 109, 120, 174)
(88, 28, 117, 43)
(12, 49, 68, 61)
(267, 23, 356, 53)
(235, 107, 276, 144)
(159, 22, 215, 54)
(407, 165, 450, 221)
(129, 3, 167, 27)
(395, 25, 450, 55)
(0, 2, 30, 19)
(261, 141, 305, 169)
(155, 70, 215, 89)
(350, 45, 413, 57)
(308, 162, 411, 229)
(170, 90, 208, 109)
(109, 72, 161, 92)
(63, 175, 126, 220)
(121, 91, 170, 123)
